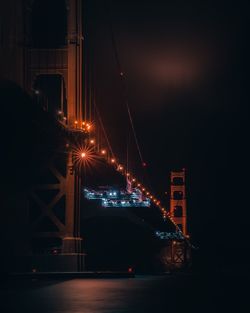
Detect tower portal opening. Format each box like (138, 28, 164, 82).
(174, 205, 183, 217)
(33, 74, 67, 116)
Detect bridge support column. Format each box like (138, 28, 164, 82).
(61, 237, 84, 272)
(26, 0, 85, 272)
(60, 151, 85, 271)
(0, 0, 86, 273)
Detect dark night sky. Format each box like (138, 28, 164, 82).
(83, 0, 250, 261)
(1, 0, 249, 270)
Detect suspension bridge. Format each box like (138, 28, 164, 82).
(1, 0, 191, 273)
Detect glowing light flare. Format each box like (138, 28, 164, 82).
(90, 139, 95, 144)
(111, 158, 116, 163)
(72, 144, 99, 170)
(101, 149, 107, 155)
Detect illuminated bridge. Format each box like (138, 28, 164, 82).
(1, 0, 192, 273)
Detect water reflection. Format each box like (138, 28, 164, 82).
(3, 275, 245, 313)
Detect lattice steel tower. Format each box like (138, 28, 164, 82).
(0, 0, 85, 271)
(27, 0, 84, 270)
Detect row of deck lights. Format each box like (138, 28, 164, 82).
(78, 135, 182, 233)
(92, 142, 179, 226)
(112, 163, 167, 218)
(111, 157, 183, 232)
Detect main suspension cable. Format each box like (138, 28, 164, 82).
(94, 99, 115, 159)
(104, 3, 146, 168)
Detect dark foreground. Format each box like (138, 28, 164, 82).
(1, 272, 249, 313)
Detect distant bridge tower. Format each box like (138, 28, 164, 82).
(170, 169, 187, 236)
(158, 169, 190, 270)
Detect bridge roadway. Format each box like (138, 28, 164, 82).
(2, 272, 247, 313)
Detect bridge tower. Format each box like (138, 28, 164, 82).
(170, 169, 187, 236)
(23, 0, 84, 271)
(0, 0, 85, 271)
(158, 169, 190, 270)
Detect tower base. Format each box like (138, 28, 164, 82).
(29, 237, 85, 272)
(158, 240, 191, 271)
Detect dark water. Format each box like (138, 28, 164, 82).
(1, 273, 248, 313)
